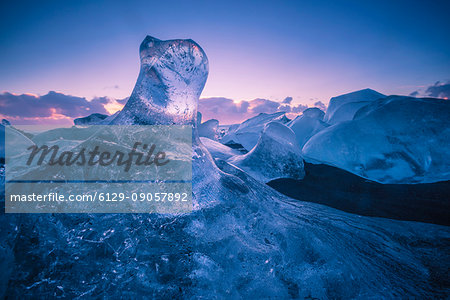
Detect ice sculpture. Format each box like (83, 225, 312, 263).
(2, 36, 449, 299)
(221, 112, 289, 151)
(287, 107, 328, 148)
(111, 35, 208, 125)
(228, 122, 304, 182)
(303, 96, 450, 184)
(324, 88, 386, 123)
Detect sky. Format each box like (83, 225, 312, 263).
(1, 0, 449, 124)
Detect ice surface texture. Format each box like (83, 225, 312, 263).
(304, 96, 450, 184)
(228, 122, 305, 182)
(1, 36, 449, 298)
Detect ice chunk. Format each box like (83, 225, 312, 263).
(200, 137, 241, 160)
(221, 112, 289, 151)
(228, 122, 304, 182)
(1, 125, 34, 157)
(327, 101, 372, 124)
(303, 96, 450, 183)
(198, 119, 219, 140)
(324, 88, 386, 123)
(98, 111, 120, 124)
(74, 113, 108, 125)
(287, 107, 328, 148)
(105, 36, 228, 209)
(1, 122, 34, 164)
(111, 35, 208, 125)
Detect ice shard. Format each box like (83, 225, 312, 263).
(324, 88, 386, 123)
(228, 122, 305, 182)
(74, 113, 108, 125)
(220, 112, 289, 151)
(198, 119, 219, 140)
(199, 137, 241, 160)
(287, 107, 328, 148)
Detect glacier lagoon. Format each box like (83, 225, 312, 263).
(0, 36, 449, 298)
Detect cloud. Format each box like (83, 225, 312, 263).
(0, 91, 121, 124)
(409, 81, 450, 99)
(291, 104, 308, 113)
(199, 97, 314, 124)
(314, 101, 327, 111)
(425, 81, 450, 99)
(248, 98, 281, 114)
(282, 97, 293, 104)
(0, 91, 321, 125)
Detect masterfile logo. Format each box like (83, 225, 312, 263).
(5, 125, 192, 213)
(26, 141, 170, 172)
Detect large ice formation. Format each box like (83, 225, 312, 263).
(324, 88, 386, 123)
(111, 35, 208, 125)
(303, 96, 450, 184)
(228, 122, 304, 182)
(220, 112, 289, 151)
(1, 37, 449, 299)
(287, 107, 328, 148)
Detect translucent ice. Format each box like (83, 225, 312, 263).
(74, 113, 108, 125)
(2, 37, 449, 299)
(303, 96, 450, 183)
(221, 112, 289, 151)
(324, 88, 386, 123)
(228, 122, 304, 182)
(111, 35, 208, 125)
(287, 107, 328, 148)
(198, 119, 219, 140)
(1, 125, 34, 158)
(327, 101, 372, 125)
(199, 137, 241, 160)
